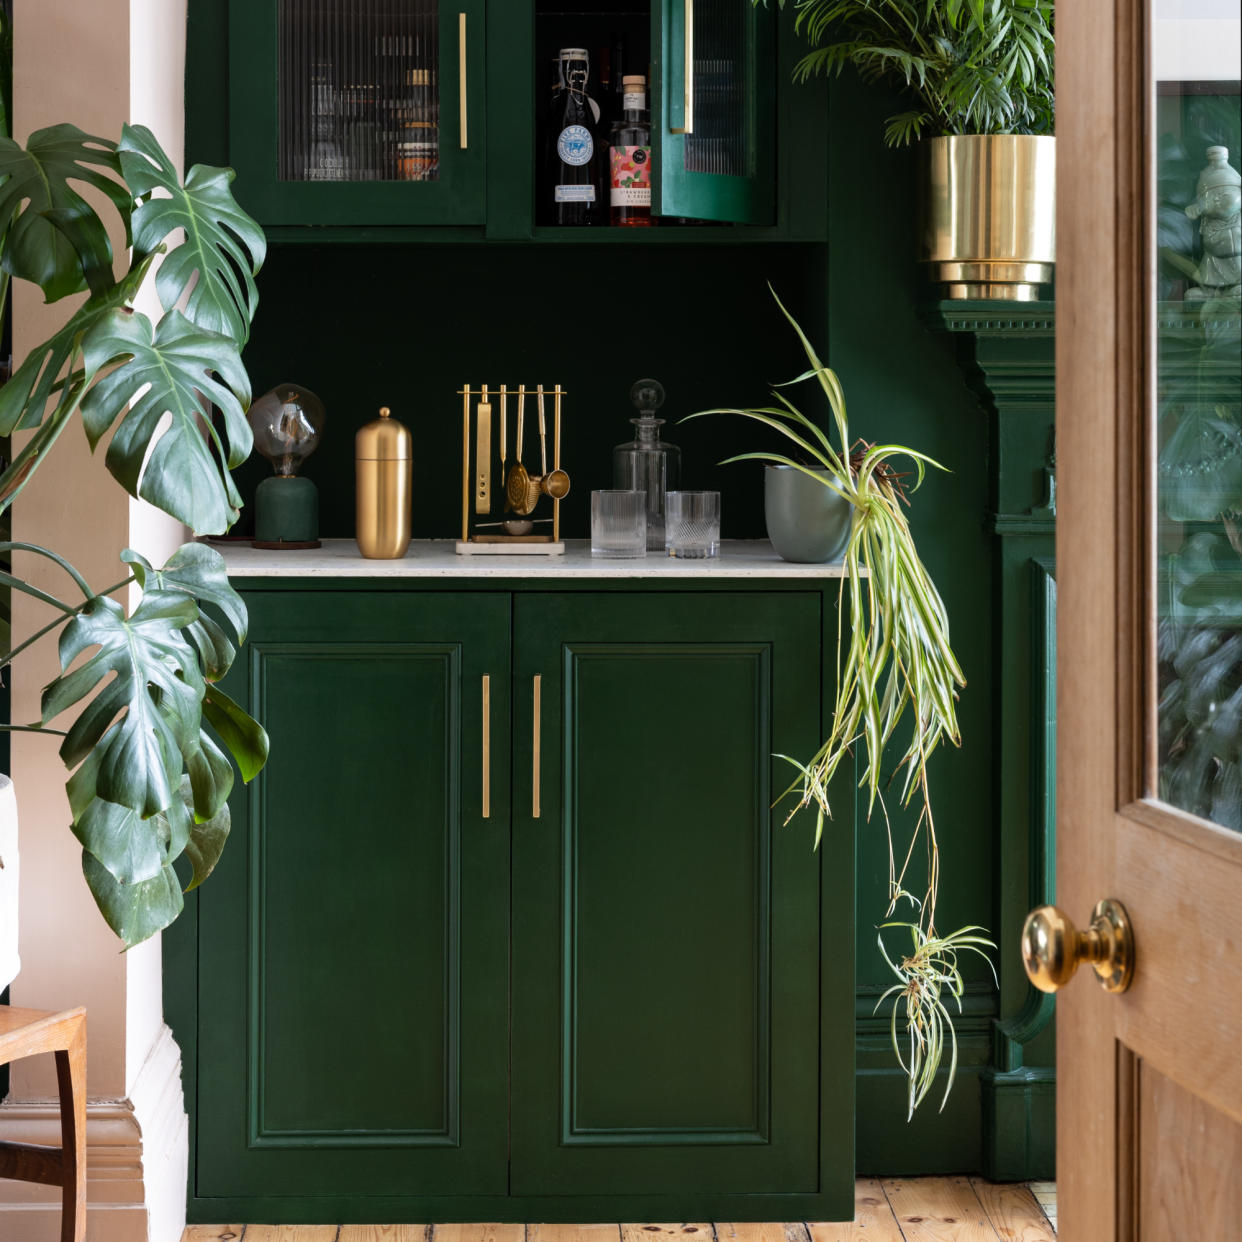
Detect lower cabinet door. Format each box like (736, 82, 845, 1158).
(510, 591, 824, 1197)
(195, 589, 511, 1198)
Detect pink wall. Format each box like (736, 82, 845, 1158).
(10, 0, 186, 1104)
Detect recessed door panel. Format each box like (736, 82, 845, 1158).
(196, 590, 510, 1197)
(511, 591, 828, 1198)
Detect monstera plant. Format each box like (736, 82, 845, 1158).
(0, 121, 269, 947)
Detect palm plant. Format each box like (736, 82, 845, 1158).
(689, 291, 995, 1116)
(767, 0, 1055, 146)
(0, 119, 268, 947)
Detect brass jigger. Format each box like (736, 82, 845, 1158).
(1021, 899, 1135, 995)
(538, 468, 571, 499)
(531, 383, 571, 502)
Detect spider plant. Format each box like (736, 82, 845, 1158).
(764, 0, 1055, 147)
(877, 920, 997, 1117)
(687, 290, 994, 1114)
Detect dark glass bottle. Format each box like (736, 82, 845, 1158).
(542, 48, 605, 226)
(609, 74, 652, 227)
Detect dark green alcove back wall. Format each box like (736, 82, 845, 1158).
(231, 242, 827, 541)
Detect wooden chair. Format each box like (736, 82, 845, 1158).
(0, 1006, 87, 1242)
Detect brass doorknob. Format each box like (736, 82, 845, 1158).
(1021, 899, 1135, 995)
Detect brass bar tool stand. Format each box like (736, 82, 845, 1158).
(456, 382, 568, 555)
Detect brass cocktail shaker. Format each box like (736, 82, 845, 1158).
(356, 406, 412, 558)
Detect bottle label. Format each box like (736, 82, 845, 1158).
(623, 92, 644, 111)
(557, 125, 594, 166)
(556, 184, 596, 202)
(610, 146, 652, 206)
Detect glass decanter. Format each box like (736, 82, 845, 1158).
(612, 378, 681, 550)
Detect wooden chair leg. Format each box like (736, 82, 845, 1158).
(54, 1016, 87, 1242)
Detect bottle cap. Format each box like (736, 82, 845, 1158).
(622, 75, 646, 89)
(558, 48, 589, 59)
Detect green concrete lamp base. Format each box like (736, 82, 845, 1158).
(254, 475, 320, 547)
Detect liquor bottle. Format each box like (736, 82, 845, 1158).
(609, 74, 652, 227)
(613, 378, 680, 550)
(543, 48, 606, 226)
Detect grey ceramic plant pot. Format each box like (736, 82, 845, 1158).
(764, 465, 853, 564)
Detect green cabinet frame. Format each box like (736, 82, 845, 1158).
(227, 0, 487, 226)
(651, 1, 776, 225)
(166, 578, 854, 1224)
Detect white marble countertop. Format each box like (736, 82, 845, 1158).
(207, 538, 849, 579)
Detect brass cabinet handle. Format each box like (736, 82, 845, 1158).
(532, 674, 542, 819)
(1022, 899, 1134, 995)
(670, 0, 694, 135)
(481, 674, 490, 819)
(458, 12, 468, 149)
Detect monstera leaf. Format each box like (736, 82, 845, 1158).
(82, 852, 184, 948)
(42, 590, 206, 818)
(67, 748, 192, 885)
(0, 118, 269, 948)
(119, 124, 265, 344)
(79, 308, 251, 534)
(0, 124, 131, 300)
(77, 770, 232, 944)
(0, 257, 154, 437)
(123, 543, 249, 681)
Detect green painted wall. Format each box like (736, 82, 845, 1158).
(824, 74, 1004, 1171)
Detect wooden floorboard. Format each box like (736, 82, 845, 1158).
(433, 1226, 523, 1242)
(619, 1225, 714, 1242)
(882, 1177, 999, 1242)
(341, 1228, 428, 1242)
(183, 1179, 1056, 1242)
(969, 1179, 1055, 1242)
(807, 1178, 905, 1241)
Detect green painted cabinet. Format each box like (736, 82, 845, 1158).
(195, 590, 511, 1198)
(171, 579, 853, 1223)
(190, 1, 825, 239)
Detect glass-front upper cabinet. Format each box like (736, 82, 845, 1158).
(529, 0, 777, 231)
(228, 0, 487, 226)
(652, 0, 775, 224)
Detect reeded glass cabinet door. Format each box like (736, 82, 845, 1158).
(229, 0, 485, 226)
(651, 0, 775, 224)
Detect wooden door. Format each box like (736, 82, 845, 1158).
(194, 588, 511, 1202)
(1055, 2, 1242, 1238)
(509, 590, 851, 1218)
(650, 0, 776, 224)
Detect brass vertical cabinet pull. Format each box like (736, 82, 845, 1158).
(670, 0, 695, 135)
(532, 674, 542, 819)
(458, 13, 468, 149)
(481, 675, 490, 819)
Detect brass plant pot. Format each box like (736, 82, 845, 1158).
(921, 134, 1056, 301)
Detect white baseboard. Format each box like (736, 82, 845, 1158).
(0, 1024, 188, 1242)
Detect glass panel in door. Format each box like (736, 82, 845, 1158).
(278, 0, 441, 184)
(229, 0, 485, 226)
(1153, 0, 1242, 830)
(651, 0, 775, 224)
